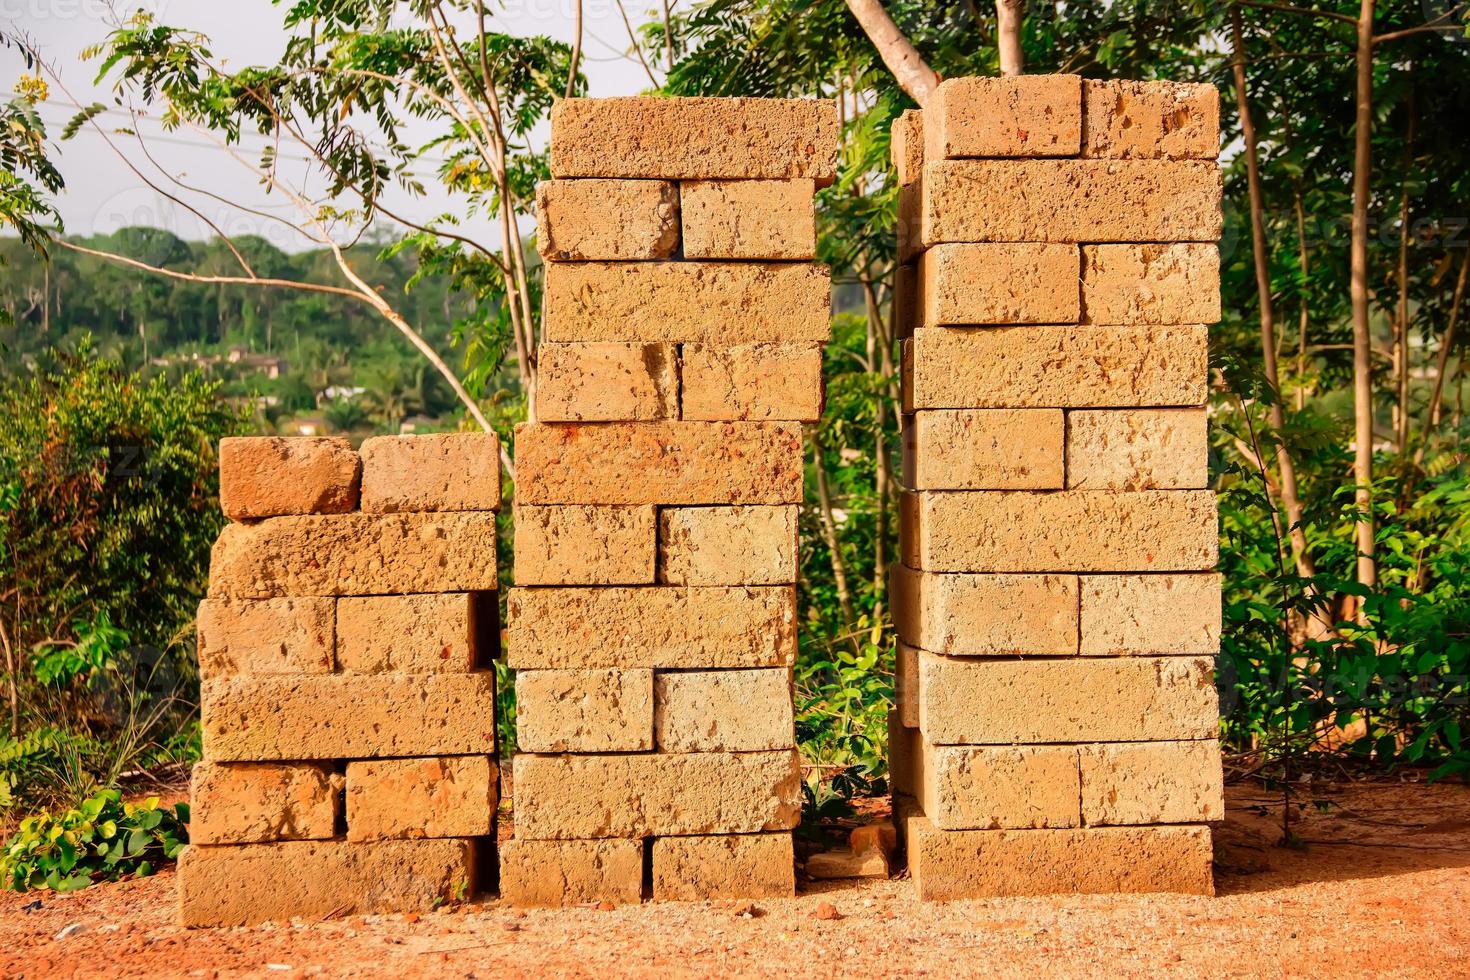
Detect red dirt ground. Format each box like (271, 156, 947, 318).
(3, 779, 1468, 978)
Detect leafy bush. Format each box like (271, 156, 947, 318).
(1, 788, 188, 892)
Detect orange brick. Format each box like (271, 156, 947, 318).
(513, 505, 656, 586)
(890, 109, 924, 186)
(1065, 409, 1209, 490)
(653, 834, 795, 900)
(218, 437, 359, 520)
(681, 179, 816, 260)
(1079, 740, 1224, 826)
(535, 178, 679, 261)
(1079, 573, 1221, 656)
(888, 709, 920, 799)
(917, 243, 1080, 326)
(1081, 80, 1219, 160)
(535, 343, 678, 422)
(679, 344, 824, 422)
(345, 756, 496, 841)
(654, 669, 794, 752)
(894, 261, 918, 339)
(890, 565, 1077, 656)
(195, 598, 334, 678)
(336, 593, 490, 673)
(190, 762, 339, 845)
(657, 506, 797, 586)
(895, 642, 919, 728)
(515, 668, 654, 753)
(499, 838, 643, 907)
(901, 409, 1064, 490)
(359, 434, 500, 513)
(1081, 244, 1220, 325)
(924, 75, 1081, 159)
(919, 742, 1080, 831)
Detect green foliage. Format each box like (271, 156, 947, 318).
(1, 789, 188, 892)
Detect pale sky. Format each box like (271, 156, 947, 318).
(1, 0, 664, 247)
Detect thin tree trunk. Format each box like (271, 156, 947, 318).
(843, 0, 939, 106)
(0, 608, 17, 737)
(996, 0, 1025, 76)
(863, 279, 889, 620)
(565, 0, 582, 98)
(1350, 0, 1379, 597)
(1229, 8, 1317, 579)
(1392, 77, 1416, 453)
(1417, 246, 1470, 462)
(811, 433, 857, 627)
(1293, 183, 1311, 411)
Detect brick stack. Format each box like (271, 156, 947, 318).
(178, 434, 501, 926)
(889, 76, 1226, 899)
(500, 97, 838, 907)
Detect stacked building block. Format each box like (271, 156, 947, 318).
(889, 76, 1226, 899)
(501, 97, 839, 906)
(179, 434, 501, 926)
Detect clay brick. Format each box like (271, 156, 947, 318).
(917, 243, 1080, 326)
(1080, 740, 1224, 826)
(905, 819, 1213, 899)
(900, 490, 1218, 573)
(219, 437, 360, 519)
(515, 668, 654, 753)
(920, 742, 1081, 831)
(917, 653, 1218, 744)
(195, 597, 334, 678)
(177, 839, 474, 927)
(1082, 79, 1219, 160)
(507, 586, 795, 669)
(1080, 573, 1222, 656)
(904, 159, 1221, 255)
(657, 506, 798, 586)
(903, 326, 1209, 411)
(513, 505, 656, 586)
(359, 434, 501, 513)
(535, 343, 678, 422)
(654, 668, 794, 752)
(890, 565, 1078, 656)
(512, 750, 801, 839)
(201, 673, 495, 760)
(891, 109, 924, 186)
(514, 421, 803, 506)
(1081, 244, 1220, 325)
(551, 97, 839, 184)
(924, 75, 1081, 159)
(336, 593, 488, 673)
(894, 261, 918, 339)
(901, 409, 1064, 490)
(535, 178, 679, 260)
(653, 834, 795, 900)
(895, 642, 919, 728)
(190, 762, 339, 845)
(542, 262, 830, 344)
(499, 838, 644, 908)
(208, 513, 499, 598)
(679, 344, 824, 422)
(345, 756, 496, 841)
(681, 179, 816, 259)
(1066, 409, 1209, 491)
(888, 709, 919, 797)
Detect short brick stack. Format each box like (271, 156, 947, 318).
(500, 97, 838, 906)
(889, 76, 1227, 899)
(179, 434, 501, 926)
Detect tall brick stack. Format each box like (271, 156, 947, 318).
(500, 97, 838, 906)
(889, 76, 1226, 899)
(178, 434, 501, 926)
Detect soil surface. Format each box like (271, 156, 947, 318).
(3, 779, 1468, 978)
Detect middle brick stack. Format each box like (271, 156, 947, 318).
(502, 96, 839, 906)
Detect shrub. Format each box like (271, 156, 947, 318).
(0, 788, 188, 892)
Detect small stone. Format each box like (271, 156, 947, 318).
(806, 848, 890, 880)
(813, 902, 842, 921)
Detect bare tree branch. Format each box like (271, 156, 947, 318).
(843, 0, 939, 106)
(996, 0, 1025, 76)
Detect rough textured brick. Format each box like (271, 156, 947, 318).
(895, 642, 919, 728)
(345, 756, 496, 841)
(535, 343, 678, 422)
(904, 819, 1213, 899)
(900, 490, 1218, 573)
(208, 513, 499, 598)
(653, 834, 795, 900)
(551, 97, 838, 184)
(190, 762, 339, 845)
(894, 261, 918, 339)
(1082, 80, 1219, 160)
(202, 673, 495, 760)
(1080, 573, 1222, 656)
(903, 159, 1221, 255)
(903, 326, 1209, 411)
(535, 178, 679, 261)
(359, 434, 501, 513)
(679, 344, 824, 422)
(902, 409, 1064, 490)
(512, 750, 802, 839)
(178, 839, 474, 927)
(196, 597, 334, 678)
(920, 743, 1080, 831)
(336, 593, 489, 673)
(654, 669, 794, 752)
(499, 838, 644, 908)
(1080, 740, 1225, 826)
(924, 75, 1081, 159)
(917, 653, 1218, 744)
(890, 565, 1077, 656)
(681, 179, 816, 260)
(1066, 409, 1209, 491)
(918, 243, 1080, 326)
(513, 505, 656, 586)
(516, 668, 654, 753)
(514, 421, 804, 505)
(657, 506, 798, 586)
(889, 709, 919, 798)
(1081, 244, 1220, 325)
(507, 586, 795, 669)
(542, 262, 830, 344)
(891, 109, 924, 186)
(219, 437, 359, 519)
